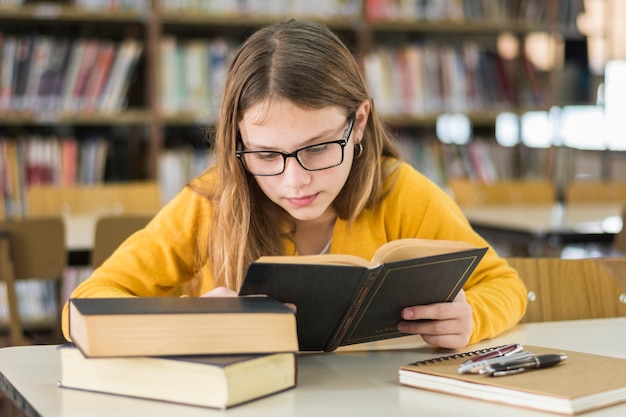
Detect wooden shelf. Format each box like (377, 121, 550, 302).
(0, 5, 144, 23)
(0, 109, 151, 126)
(160, 112, 217, 126)
(367, 20, 550, 34)
(380, 109, 545, 128)
(157, 12, 361, 31)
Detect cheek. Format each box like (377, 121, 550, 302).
(253, 177, 277, 198)
(317, 144, 355, 189)
(323, 160, 353, 191)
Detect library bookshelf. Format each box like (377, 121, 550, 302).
(0, 0, 587, 218)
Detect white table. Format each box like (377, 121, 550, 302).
(2, 317, 626, 417)
(62, 212, 155, 265)
(63, 213, 98, 252)
(462, 203, 623, 256)
(462, 203, 623, 236)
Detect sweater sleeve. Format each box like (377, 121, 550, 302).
(60, 184, 213, 340)
(331, 164, 527, 344)
(377, 163, 528, 344)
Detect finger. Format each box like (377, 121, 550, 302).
(402, 302, 452, 321)
(421, 333, 469, 350)
(398, 320, 469, 349)
(397, 318, 457, 336)
(402, 290, 469, 321)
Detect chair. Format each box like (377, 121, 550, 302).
(91, 215, 153, 268)
(613, 207, 626, 254)
(564, 180, 626, 204)
(506, 257, 626, 323)
(448, 179, 556, 207)
(0, 217, 66, 345)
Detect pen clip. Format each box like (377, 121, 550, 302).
(491, 367, 526, 377)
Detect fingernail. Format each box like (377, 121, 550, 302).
(403, 309, 413, 319)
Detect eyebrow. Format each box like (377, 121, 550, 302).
(243, 125, 344, 151)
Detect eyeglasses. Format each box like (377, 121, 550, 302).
(236, 115, 355, 176)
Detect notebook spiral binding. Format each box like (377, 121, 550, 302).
(409, 344, 510, 366)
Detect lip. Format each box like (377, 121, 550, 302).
(287, 193, 318, 208)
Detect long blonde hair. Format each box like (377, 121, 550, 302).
(191, 20, 401, 292)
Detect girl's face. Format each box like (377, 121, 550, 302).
(238, 99, 360, 225)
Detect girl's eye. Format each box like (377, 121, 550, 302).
(254, 152, 281, 161)
(304, 144, 329, 155)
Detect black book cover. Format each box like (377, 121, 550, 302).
(240, 247, 487, 351)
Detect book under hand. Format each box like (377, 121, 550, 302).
(58, 344, 296, 409)
(239, 238, 487, 352)
(68, 296, 298, 357)
(399, 345, 626, 415)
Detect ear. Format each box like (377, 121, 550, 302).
(354, 100, 371, 142)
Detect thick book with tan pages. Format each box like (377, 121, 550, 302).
(59, 345, 296, 409)
(68, 296, 298, 357)
(399, 345, 626, 415)
(240, 238, 487, 352)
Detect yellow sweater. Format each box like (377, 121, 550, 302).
(61, 162, 527, 344)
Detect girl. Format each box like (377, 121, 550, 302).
(61, 19, 527, 349)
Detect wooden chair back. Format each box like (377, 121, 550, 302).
(0, 217, 66, 345)
(27, 182, 162, 217)
(564, 180, 626, 204)
(449, 179, 556, 207)
(506, 257, 626, 323)
(614, 207, 626, 254)
(91, 215, 152, 268)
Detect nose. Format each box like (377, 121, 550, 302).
(281, 156, 311, 187)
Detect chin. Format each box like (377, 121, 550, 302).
(287, 210, 325, 222)
(284, 205, 329, 222)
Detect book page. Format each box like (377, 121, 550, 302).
(255, 253, 372, 268)
(372, 238, 477, 264)
(255, 238, 479, 268)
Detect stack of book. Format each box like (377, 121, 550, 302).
(61, 296, 299, 409)
(61, 237, 490, 408)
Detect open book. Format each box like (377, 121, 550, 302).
(239, 238, 487, 352)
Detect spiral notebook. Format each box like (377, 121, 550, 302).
(399, 345, 626, 415)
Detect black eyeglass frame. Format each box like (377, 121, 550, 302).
(236, 114, 356, 176)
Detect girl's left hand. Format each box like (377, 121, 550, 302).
(397, 289, 472, 349)
(201, 286, 296, 312)
(201, 286, 238, 297)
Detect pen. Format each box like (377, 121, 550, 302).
(457, 343, 523, 370)
(460, 343, 523, 366)
(458, 351, 535, 374)
(484, 353, 568, 377)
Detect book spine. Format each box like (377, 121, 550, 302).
(324, 267, 381, 352)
